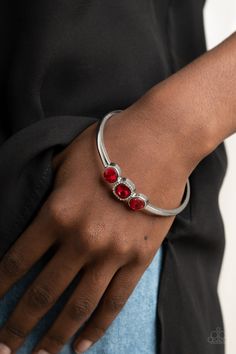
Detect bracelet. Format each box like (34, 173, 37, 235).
(96, 110, 190, 216)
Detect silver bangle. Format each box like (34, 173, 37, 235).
(96, 110, 190, 216)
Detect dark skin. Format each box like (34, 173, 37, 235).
(0, 31, 235, 354)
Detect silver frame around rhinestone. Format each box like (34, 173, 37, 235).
(127, 192, 149, 209)
(106, 162, 122, 180)
(112, 177, 136, 201)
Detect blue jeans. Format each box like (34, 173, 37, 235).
(0, 247, 163, 354)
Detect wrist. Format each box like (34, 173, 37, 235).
(129, 82, 218, 175)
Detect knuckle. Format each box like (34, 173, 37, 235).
(79, 227, 106, 253)
(46, 199, 77, 229)
(0, 250, 26, 278)
(26, 285, 56, 311)
(82, 225, 101, 243)
(112, 241, 130, 258)
(104, 295, 127, 313)
(84, 222, 107, 236)
(90, 269, 107, 288)
(67, 299, 93, 322)
(4, 322, 27, 339)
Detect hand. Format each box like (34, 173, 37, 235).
(0, 107, 190, 354)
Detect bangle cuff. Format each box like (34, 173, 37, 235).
(96, 110, 190, 216)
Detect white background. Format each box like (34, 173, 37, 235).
(204, 1, 236, 353)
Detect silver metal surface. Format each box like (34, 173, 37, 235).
(96, 110, 191, 216)
(96, 110, 123, 167)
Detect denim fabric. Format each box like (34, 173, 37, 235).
(0, 247, 163, 354)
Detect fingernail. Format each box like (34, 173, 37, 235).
(37, 350, 51, 354)
(75, 339, 93, 353)
(0, 343, 11, 354)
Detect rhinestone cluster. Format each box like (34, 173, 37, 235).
(103, 163, 148, 211)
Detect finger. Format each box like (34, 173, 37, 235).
(74, 262, 145, 353)
(33, 260, 117, 354)
(0, 215, 54, 298)
(0, 247, 83, 352)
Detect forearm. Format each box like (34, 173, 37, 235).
(128, 31, 236, 171)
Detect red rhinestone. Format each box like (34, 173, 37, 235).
(104, 167, 118, 183)
(129, 197, 145, 211)
(115, 183, 131, 199)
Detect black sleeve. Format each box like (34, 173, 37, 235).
(0, 1, 100, 257)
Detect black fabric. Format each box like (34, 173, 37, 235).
(0, 1, 227, 353)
